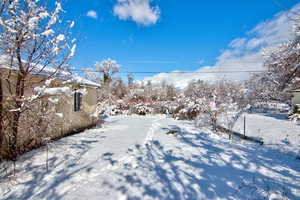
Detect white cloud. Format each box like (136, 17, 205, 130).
(113, 0, 160, 26)
(86, 10, 98, 19)
(229, 38, 247, 49)
(144, 3, 300, 89)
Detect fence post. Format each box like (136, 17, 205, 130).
(243, 115, 246, 137)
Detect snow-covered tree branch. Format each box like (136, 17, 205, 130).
(95, 58, 120, 84)
(0, 0, 76, 160)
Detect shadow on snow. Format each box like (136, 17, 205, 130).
(0, 130, 106, 200)
(109, 123, 300, 200)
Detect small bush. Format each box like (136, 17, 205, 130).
(174, 103, 203, 120)
(130, 104, 153, 115)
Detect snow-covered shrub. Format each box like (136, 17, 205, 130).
(288, 113, 300, 121)
(107, 106, 123, 116)
(152, 102, 169, 115)
(195, 113, 213, 128)
(166, 94, 204, 120)
(129, 103, 153, 115)
(288, 104, 300, 121)
(151, 101, 178, 115)
(175, 102, 204, 120)
(97, 100, 129, 116)
(116, 100, 130, 111)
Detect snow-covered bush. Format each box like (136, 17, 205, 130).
(174, 102, 204, 120)
(151, 101, 178, 115)
(288, 104, 300, 121)
(97, 100, 129, 116)
(195, 113, 213, 127)
(288, 113, 300, 121)
(129, 103, 153, 115)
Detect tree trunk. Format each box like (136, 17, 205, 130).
(0, 78, 4, 155)
(9, 70, 24, 160)
(10, 111, 20, 160)
(6, 43, 26, 160)
(103, 73, 111, 84)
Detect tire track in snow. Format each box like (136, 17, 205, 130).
(105, 117, 163, 169)
(66, 117, 164, 195)
(144, 118, 162, 146)
(108, 117, 163, 169)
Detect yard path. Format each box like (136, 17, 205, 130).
(0, 115, 164, 200)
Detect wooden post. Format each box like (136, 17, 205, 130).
(243, 116, 246, 137)
(46, 144, 49, 172)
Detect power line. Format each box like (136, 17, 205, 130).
(120, 71, 264, 74)
(68, 68, 265, 74)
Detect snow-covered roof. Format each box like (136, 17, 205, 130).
(0, 55, 100, 88)
(62, 73, 101, 88)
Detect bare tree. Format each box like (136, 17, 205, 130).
(245, 17, 300, 105)
(0, 0, 76, 160)
(0, 0, 15, 158)
(263, 39, 300, 91)
(95, 58, 120, 84)
(185, 79, 245, 131)
(248, 16, 300, 104)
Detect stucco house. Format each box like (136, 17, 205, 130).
(38, 71, 101, 135)
(0, 65, 100, 156)
(287, 87, 300, 121)
(290, 88, 300, 105)
(288, 87, 300, 106)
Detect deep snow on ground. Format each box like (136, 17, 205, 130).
(233, 113, 300, 157)
(0, 115, 300, 200)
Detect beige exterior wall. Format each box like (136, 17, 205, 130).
(292, 92, 300, 105)
(54, 86, 98, 135)
(0, 69, 99, 154)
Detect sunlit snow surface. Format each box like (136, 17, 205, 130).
(233, 113, 300, 157)
(1, 115, 300, 200)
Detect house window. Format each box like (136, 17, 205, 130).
(74, 91, 82, 112)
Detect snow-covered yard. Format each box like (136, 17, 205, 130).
(1, 115, 300, 200)
(233, 113, 300, 157)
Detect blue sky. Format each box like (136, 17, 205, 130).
(63, 0, 299, 82)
